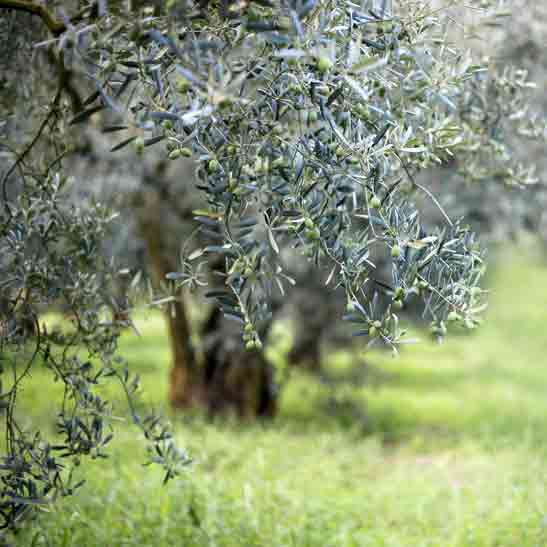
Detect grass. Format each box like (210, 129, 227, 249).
(11, 246, 547, 546)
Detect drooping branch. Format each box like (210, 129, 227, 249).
(0, 0, 67, 36)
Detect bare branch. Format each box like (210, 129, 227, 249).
(0, 0, 67, 36)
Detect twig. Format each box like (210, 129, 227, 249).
(0, 0, 67, 36)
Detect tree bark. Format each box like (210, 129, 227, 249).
(137, 189, 277, 417)
(138, 191, 198, 409)
(199, 306, 277, 418)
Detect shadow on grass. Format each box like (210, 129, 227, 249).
(273, 343, 547, 449)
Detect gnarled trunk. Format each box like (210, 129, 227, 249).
(200, 307, 277, 418)
(138, 190, 277, 417)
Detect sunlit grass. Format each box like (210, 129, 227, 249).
(12, 245, 547, 546)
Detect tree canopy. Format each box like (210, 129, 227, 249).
(1, 0, 545, 535)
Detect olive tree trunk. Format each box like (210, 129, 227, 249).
(138, 190, 276, 417)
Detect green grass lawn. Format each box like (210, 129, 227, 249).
(11, 247, 547, 546)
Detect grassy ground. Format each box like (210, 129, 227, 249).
(11, 247, 547, 546)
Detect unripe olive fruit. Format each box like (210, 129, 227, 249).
(168, 149, 181, 160)
(208, 159, 220, 173)
(244, 323, 254, 333)
(316, 56, 333, 73)
(470, 286, 481, 297)
(180, 147, 192, 158)
(370, 195, 381, 209)
(393, 300, 403, 310)
(346, 301, 355, 312)
(308, 111, 318, 123)
(368, 325, 378, 338)
(244, 267, 253, 277)
(176, 76, 190, 93)
(306, 227, 320, 240)
(245, 341, 255, 351)
(391, 244, 401, 259)
(278, 16, 291, 30)
(304, 218, 314, 229)
(134, 137, 145, 155)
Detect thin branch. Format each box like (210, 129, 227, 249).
(0, 0, 67, 36)
(393, 149, 454, 227)
(1, 86, 62, 209)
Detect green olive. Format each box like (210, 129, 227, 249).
(470, 286, 481, 297)
(370, 195, 381, 209)
(175, 76, 190, 93)
(134, 137, 145, 155)
(391, 244, 401, 259)
(208, 159, 220, 173)
(316, 56, 333, 73)
(306, 227, 321, 241)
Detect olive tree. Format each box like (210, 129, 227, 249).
(1, 0, 545, 535)
(0, 4, 190, 535)
(73, 0, 542, 392)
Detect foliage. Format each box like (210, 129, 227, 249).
(0, 7, 190, 536)
(68, 0, 545, 347)
(1, 0, 546, 536)
(12, 247, 547, 546)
